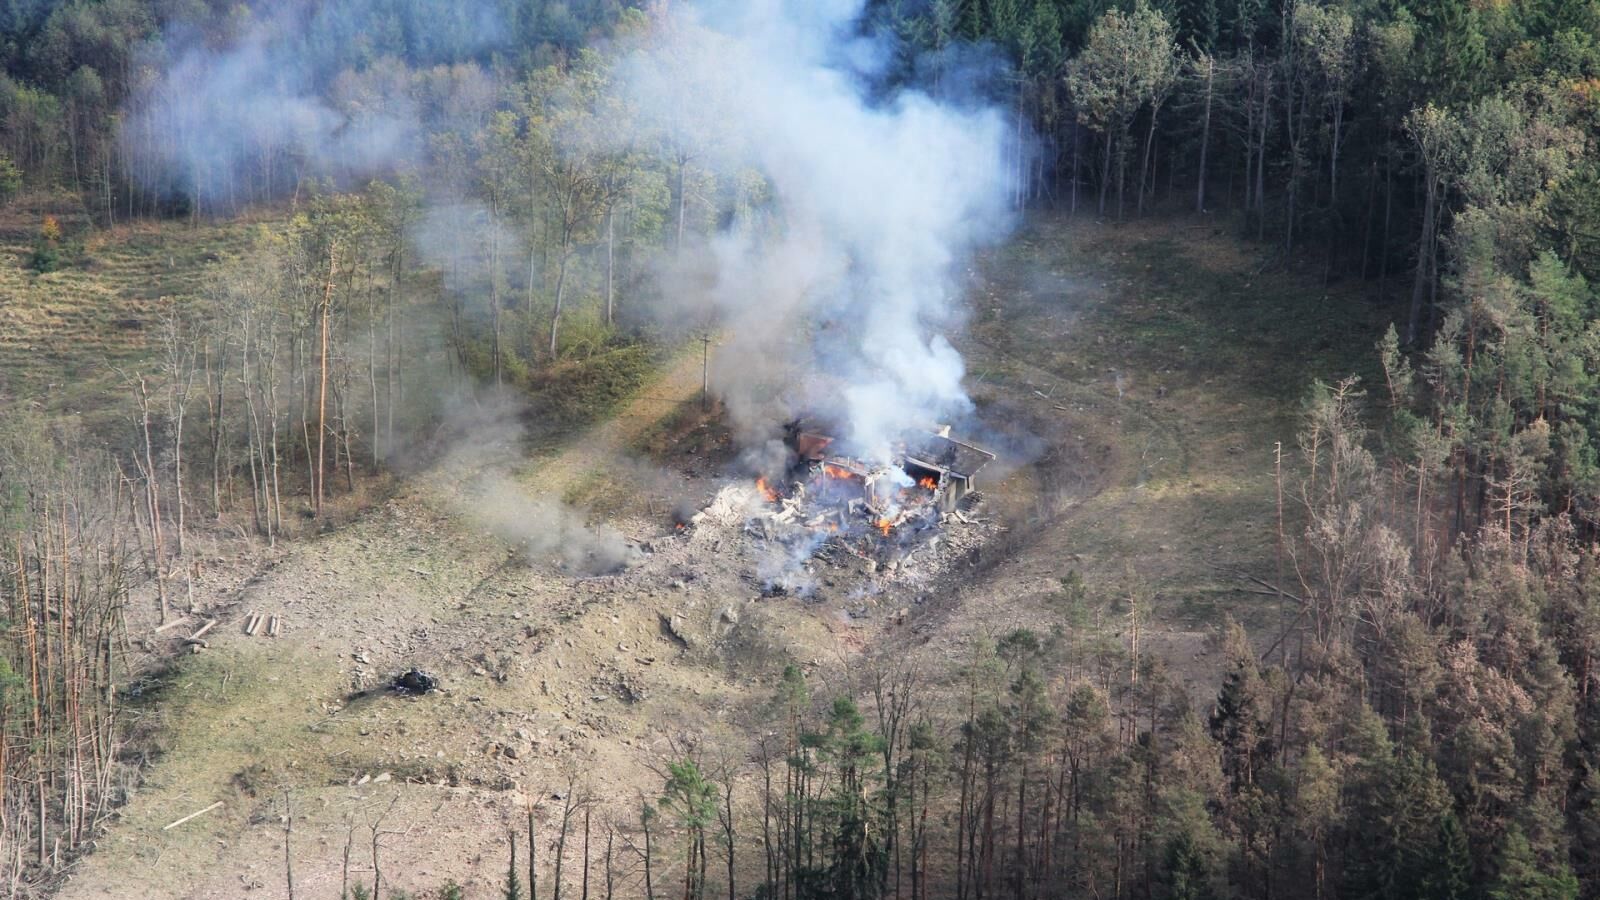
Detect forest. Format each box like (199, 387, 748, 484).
(3, 0, 1600, 897)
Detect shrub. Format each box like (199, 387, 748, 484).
(0, 154, 19, 205)
(29, 215, 62, 273)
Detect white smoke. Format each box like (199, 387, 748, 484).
(622, 0, 1013, 462)
(122, 0, 1014, 466)
(119, 1, 504, 210)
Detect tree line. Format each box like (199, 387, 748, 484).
(9, 0, 1600, 538)
(5, 0, 1600, 896)
(333, 383, 1600, 899)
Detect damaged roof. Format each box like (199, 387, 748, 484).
(903, 433, 995, 479)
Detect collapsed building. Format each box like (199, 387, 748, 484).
(783, 418, 994, 513)
(685, 418, 997, 596)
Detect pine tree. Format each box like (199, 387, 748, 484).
(1413, 0, 1488, 105)
(505, 831, 524, 900)
(1486, 825, 1580, 900)
(1419, 812, 1472, 900)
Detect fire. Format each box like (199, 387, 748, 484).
(876, 517, 893, 537)
(918, 476, 938, 490)
(823, 463, 859, 480)
(756, 477, 781, 503)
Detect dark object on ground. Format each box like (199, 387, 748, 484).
(393, 669, 438, 695)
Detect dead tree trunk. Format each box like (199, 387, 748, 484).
(315, 244, 338, 518)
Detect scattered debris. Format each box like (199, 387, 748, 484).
(162, 801, 224, 831)
(392, 669, 438, 695)
(685, 426, 997, 595)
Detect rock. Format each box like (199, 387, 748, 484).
(373, 772, 392, 783)
(718, 606, 739, 625)
(502, 745, 519, 760)
(659, 613, 692, 650)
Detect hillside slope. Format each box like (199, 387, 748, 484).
(50, 215, 1382, 899)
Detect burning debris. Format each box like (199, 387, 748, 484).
(689, 422, 996, 592)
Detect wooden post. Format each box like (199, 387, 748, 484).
(282, 790, 295, 900)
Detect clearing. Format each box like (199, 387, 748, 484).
(49, 213, 1383, 899)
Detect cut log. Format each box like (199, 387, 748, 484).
(267, 615, 281, 637)
(189, 619, 217, 641)
(243, 613, 263, 636)
(162, 801, 223, 831)
(154, 618, 190, 634)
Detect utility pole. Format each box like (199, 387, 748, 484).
(1274, 441, 1286, 667)
(700, 332, 712, 411)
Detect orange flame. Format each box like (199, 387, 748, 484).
(876, 517, 893, 537)
(756, 477, 781, 502)
(823, 463, 859, 480)
(918, 476, 938, 490)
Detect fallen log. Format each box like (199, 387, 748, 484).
(189, 619, 217, 641)
(162, 801, 223, 831)
(154, 618, 189, 634)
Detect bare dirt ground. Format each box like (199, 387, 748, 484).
(53, 214, 1381, 899)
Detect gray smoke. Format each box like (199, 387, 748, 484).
(120, 1, 504, 208)
(622, 0, 1013, 461)
(466, 473, 639, 574)
(432, 390, 638, 575)
(123, 0, 1014, 524)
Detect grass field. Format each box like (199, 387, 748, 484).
(0, 199, 255, 427)
(955, 214, 1388, 638)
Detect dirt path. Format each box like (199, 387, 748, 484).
(528, 344, 707, 495)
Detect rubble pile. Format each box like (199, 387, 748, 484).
(688, 458, 991, 595)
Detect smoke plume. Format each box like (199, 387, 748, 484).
(120, 1, 505, 209)
(625, 0, 1013, 461)
(122, 0, 1015, 469)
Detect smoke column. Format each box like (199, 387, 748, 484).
(625, 0, 1014, 462)
(122, 0, 1014, 464)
